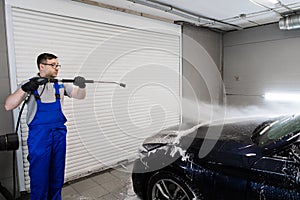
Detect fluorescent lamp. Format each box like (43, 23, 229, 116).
(264, 92, 300, 102)
(249, 0, 279, 7)
(268, 0, 279, 3)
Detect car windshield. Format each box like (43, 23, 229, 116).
(253, 114, 300, 146)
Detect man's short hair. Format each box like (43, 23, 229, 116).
(37, 53, 57, 69)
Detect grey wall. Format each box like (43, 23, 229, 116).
(0, 0, 16, 196)
(182, 25, 223, 103)
(223, 23, 300, 106)
(181, 25, 223, 123)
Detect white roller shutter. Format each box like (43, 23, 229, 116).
(7, 5, 181, 191)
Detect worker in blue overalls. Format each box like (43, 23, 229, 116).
(5, 53, 86, 200)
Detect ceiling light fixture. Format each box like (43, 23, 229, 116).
(249, 0, 279, 7)
(268, 0, 279, 4)
(264, 92, 300, 102)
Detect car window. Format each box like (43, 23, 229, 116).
(254, 114, 300, 146)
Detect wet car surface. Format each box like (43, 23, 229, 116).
(132, 115, 300, 200)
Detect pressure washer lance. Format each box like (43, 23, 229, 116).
(60, 78, 126, 88)
(36, 77, 126, 88)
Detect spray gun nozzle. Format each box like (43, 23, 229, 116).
(119, 83, 126, 88)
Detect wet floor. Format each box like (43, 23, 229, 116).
(18, 163, 141, 200)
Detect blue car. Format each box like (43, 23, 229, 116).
(132, 115, 300, 200)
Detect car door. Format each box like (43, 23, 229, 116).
(202, 152, 249, 200)
(247, 155, 300, 200)
(211, 163, 248, 200)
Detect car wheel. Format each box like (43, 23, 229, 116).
(147, 171, 203, 200)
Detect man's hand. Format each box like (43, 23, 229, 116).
(73, 76, 86, 88)
(21, 79, 39, 93)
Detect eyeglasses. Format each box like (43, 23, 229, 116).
(42, 63, 61, 69)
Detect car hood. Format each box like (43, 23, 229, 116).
(143, 123, 198, 145)
(142, 118, 271, 164)
(144, 117, 269, 146)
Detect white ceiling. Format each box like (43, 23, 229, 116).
(82, 0, 300, 31)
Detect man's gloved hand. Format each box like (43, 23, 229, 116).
(21, 78, 39, 93)
(73, 76, 86, 88)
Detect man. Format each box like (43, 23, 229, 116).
(5, 53, 86, 200)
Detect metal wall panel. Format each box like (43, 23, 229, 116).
(223, 23, 300, 106)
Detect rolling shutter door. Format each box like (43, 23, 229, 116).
(9, 7, 181, 191)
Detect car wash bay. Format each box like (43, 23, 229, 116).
(1, 0, 300, 199)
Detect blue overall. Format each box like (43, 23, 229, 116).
(27, 82, 67, 200)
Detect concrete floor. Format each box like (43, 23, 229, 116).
(18, 163, 140, 200)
